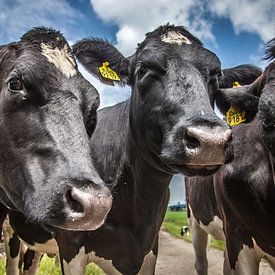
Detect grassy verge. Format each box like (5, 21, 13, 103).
(0, 254, 104, 275)
(163, 210, 225, 251)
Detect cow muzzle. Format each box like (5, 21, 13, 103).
(59, 186, 112, 231)
(183, 126, 232, 166)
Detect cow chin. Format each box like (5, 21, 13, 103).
(172, 164, 221, 177)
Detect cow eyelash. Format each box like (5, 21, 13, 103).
(8, 77, 24, 92)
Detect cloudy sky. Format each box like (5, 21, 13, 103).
(1, 0, 274, 108)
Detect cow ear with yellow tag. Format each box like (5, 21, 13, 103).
(225, 81, 246, 126)
(98, 61, 121, 86)
(73, 39, 129, 86)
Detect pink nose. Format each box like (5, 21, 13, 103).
(62, 187, 112, 231)
(183, 126, 232, 165)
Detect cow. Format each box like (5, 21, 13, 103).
(5, 24, 234, 275)
(180, 226, 189, 237)
(0, 27, 113, 273)
(186, 38, 275, 275)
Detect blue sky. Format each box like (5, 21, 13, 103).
(0, 0, 274, 108)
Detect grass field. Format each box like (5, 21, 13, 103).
(0, 254, 104, 275)
(163, 210, 225, 251)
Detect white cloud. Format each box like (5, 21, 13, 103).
(0, 0, 80, 43)
(90, 0, 216, 56)
(207, 0, 275, 42)
(91, 0, 275, 57)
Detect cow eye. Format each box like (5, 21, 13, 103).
(137, 64, 148, 79)
(8, 78, 24, 92)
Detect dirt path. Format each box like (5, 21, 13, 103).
(156, 230, 274, 275)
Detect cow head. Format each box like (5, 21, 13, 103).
(73, 24, 233, 176)
(0, 28, 112, 231)
(213, 38, 275, 159)
(258, 38, 275, 157)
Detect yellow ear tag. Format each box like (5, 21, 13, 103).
(225, 81, 246, 126)
(232, 81, 241, 87)
(99, 62, 121, 81)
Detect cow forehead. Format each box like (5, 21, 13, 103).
(160, 30, 192, 45)
(41, 43, 77, 78)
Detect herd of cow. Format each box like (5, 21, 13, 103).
(0, 23, 274, 275)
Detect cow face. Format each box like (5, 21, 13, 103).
(259, 41, 275, 157)
(73, 25, 233, 176)
(0, 28, 112, 231)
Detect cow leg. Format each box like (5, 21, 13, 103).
(60, 246, 88, 275)
(189, 215, 208, 275)
(137, 251, 157, 275)
(0, 203, 8, 235)
(3, 217, 26, 275)
(224, 246, 260, 275)
(23, 249, 43, 275)
(138, 237, 158, 275)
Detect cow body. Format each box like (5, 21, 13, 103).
(5, 24, 234, 275)
(187, 118, 275, 275)
(186, 38, 275, 275)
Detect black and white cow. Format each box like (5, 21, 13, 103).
(186, 39, 275, 275)
(6, 24, 234, 275)
(0, 27, 113, 273)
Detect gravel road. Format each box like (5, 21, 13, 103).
(156, 230, 274, 275)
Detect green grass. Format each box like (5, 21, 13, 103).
(0, 254, 104, 275)
(163, 210, 225, 251)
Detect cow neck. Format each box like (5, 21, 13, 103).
(122, 123, 173, 230)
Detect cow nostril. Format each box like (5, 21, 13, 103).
(184, 130, 201, 149)
(65, 188, 84, 213)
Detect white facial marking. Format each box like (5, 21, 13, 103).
(161, 31, 192, 45)
(41, 43, 77, 78)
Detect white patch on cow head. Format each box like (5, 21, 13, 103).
(41, 43, 77, 78)
(161, 31, 192, 45)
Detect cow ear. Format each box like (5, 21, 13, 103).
(215, 84, 260, 124)
(215, 65, 262, 123)
(73, 39, 129, 86)
(219, 65, 262, 89)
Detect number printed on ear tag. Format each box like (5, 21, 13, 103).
(99, 62, 121, 81)
(226, 81, 246, 126)
(226, 106, 246, 126)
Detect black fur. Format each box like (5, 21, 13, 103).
(264, 38, 275, 61)
(219, 64, 262, 88)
